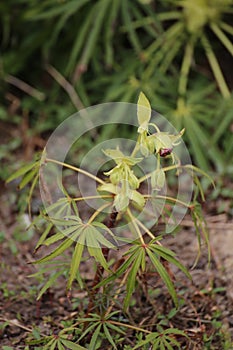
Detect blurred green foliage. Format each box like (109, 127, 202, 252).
(0, 0, 233, 173)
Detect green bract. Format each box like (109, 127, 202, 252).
(103, 147, 142, 189)
(103, 148, 142, 166)
(137, 91, 151, 133)
(98, 181, 145, 213)
(138, 131, 154, 157)
(151, 169, 166, 190)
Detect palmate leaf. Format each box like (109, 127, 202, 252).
(58, 341, 65, 350)
(97, 243, 147, 309)
(103, 323, 117, 350)
(46, 198, 74, 220)
(85, 224, 117, 248)
(34, 197, 74, 250)
(123, 247, 145, 310)
(33, 236, 75, 264)
(89, 323, 102, 350)
(42, 231, 65, 246)
(6, 155, 41, 215)
(33, 215, 117, 290)
(67, 238, 85, 291)
(43, 337, 57, 350)
(6, 158, 40, 185)
(77, 318, 100, 342)
(96, 248, 140, 288)
(133, 327, 187, 349)
(18, 167, 38, 190)
(36, 270, 63, 300)
(60, 338, 87, 350)
(29, 334, 87, 350)
(146, 248, 178, 308)
(133, 332, 160, 349)
(148, 242, 191, 280)
(183, 164, 215, 189)
(34, 222, 54, 251)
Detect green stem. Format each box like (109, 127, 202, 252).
(46, 158, 105, 184)
(133, 216, 158, 241)
(127, 208, 145, 244)
(139, 164, 180, 183)
(148, 122, 160, 133)
(73, 194, 112, 202)
(144, 194, 192, 209)
(131, 140, 140, 158)
(87, 202, 112, 224)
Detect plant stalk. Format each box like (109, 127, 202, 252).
(86, 210, 118, 315)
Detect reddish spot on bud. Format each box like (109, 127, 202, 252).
(159, 148, 172, 157)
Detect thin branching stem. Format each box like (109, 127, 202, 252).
(87, 202, 112, 225)
(73, 194, 112, 202)
(132, 216, 158, 242)
(127, 208, 145, 244)
(144, 194, 192, 209)
(139, 164, 180, 183)
(46, 158, 105, 184)
(148, 122, 160, 133)
(130, 142, 140, 158)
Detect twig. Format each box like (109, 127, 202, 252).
(4, 75, 45, 101)
(0, 317, 33, 333)
(45, 64, 96, 136)
(46, 64, 84, 111)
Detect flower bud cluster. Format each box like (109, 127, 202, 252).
(138, 129, 184, 160)
(99, 148, 144, 212)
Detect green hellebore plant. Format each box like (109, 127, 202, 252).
(7, 91, 212, 349)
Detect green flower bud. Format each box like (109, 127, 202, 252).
(147, 135, 156, 154)
(128, 170, 139, 189)
(154, 133, 173, 154)
(97, 183, 117, 195)
(151, 169, 166, 190)
(114, 193, 129, 213)
(130, 190, 145, 209)
(138, 132, 158, 157)
(109, 168, 122, 185)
